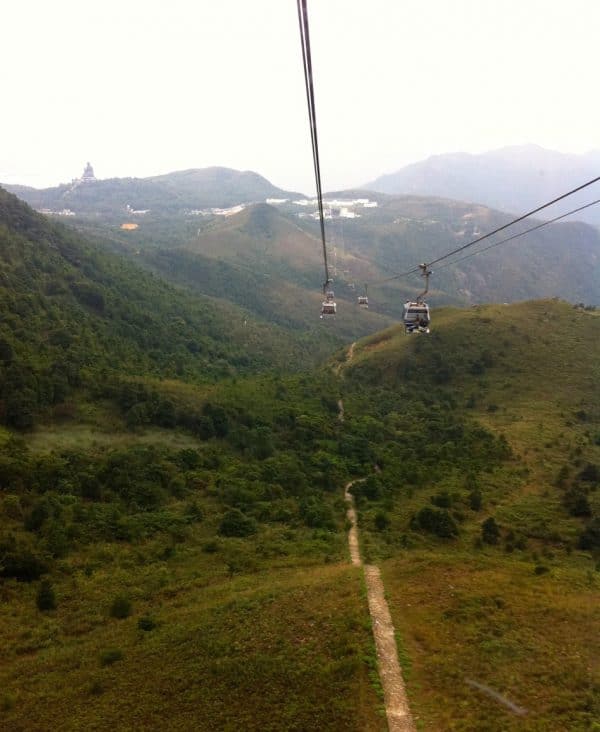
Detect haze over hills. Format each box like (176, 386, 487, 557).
(366, 145, 600, 227)
(4, 162, 600, 323)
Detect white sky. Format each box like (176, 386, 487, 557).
(1, 0, 599, 194)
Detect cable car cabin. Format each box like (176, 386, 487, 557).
(325, 290, 335, 302)
(402, 301, 430, 333)
(358, 296, 369, 308)
(321, 300, 337, 317)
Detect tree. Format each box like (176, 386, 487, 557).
(415, 507, 458, 538)
(481, 517, 500, 545)
(218, 508, 257, 537)
(469, 489, 483, 511)
(374, 511, 390, 531)
(36, 580, 56, 611)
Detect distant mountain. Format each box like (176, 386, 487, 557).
(366, 145, 600, 226)
(2, 167, 303, 218)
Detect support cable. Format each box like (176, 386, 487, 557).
(297, 0, 330, 291)
(433, 197, 600, 272)
(369, 175, 600, 286)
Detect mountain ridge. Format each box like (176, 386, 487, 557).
(365, 144, 600, 226)
(2, 166, 304, 216)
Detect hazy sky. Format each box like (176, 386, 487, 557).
(2, 0, 599, 193)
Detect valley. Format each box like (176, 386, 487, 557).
(0, 180, 598, 731)
(5, 0, 600, 726)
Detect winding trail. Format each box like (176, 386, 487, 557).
(345, 482, 415, 732)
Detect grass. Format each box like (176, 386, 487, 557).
(381, 549, 599, 731)
(2, 298, 598, 729)
(27, 422, 202, 454)
(345, 300, 600, 730)
(0, 534, 384, 731)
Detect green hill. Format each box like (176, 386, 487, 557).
(338, 299, 600, 730)
(3, 167, 302, 218)
(134, 203, 395, 338)
(0, 187, 335, 431)
(0, 186, 386, 729)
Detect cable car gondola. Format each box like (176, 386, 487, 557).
(403, 264, 431, 334)
(402, 301, 430, 333)
(358, 284, 369, 308)
(320, 285, 337, 317)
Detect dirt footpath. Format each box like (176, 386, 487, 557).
(344, 483, 415, 732)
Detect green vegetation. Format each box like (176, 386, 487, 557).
(344, 299, 599, 730)
(4, 167, 301, 216)
(0, 185, 598, 729)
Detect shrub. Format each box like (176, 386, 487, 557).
(89, 681, 104, 696)
(0, 536, 48, 581)
(45, 520, 70, 558)
(555, 465, 570, 487)
(578, 463, 599, 483)
(481, 517, 500, 545)
(1, 694, 15, 712)
(36, 579, 56, 611)
(110, 595, 132, 619)
(218, 508, 257, 537)
(430, 491, 452, 508)
(184, 500, 204, 522)
(564, 489, 592, 517)
(300, 498, 335, 531)
(374, 511, 390, 531)
(469, 489, 483, 511)
(534, 564, 550, 575)
(361, 476, 382, 501)
(100, 649, 123, 666)
(579, 518, 600, 550)
(414, 507, 458, 538)
(137, 616, 157, 632)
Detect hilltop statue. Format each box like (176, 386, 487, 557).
(81, 162, 96, 182)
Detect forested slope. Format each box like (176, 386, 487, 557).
(0, 188, 326, 430)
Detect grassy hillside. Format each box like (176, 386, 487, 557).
(340, 299, 600, 730)
(134, 204, 395, 339)
(0, 359, 389, 730)
(0, 291, 597, 729)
